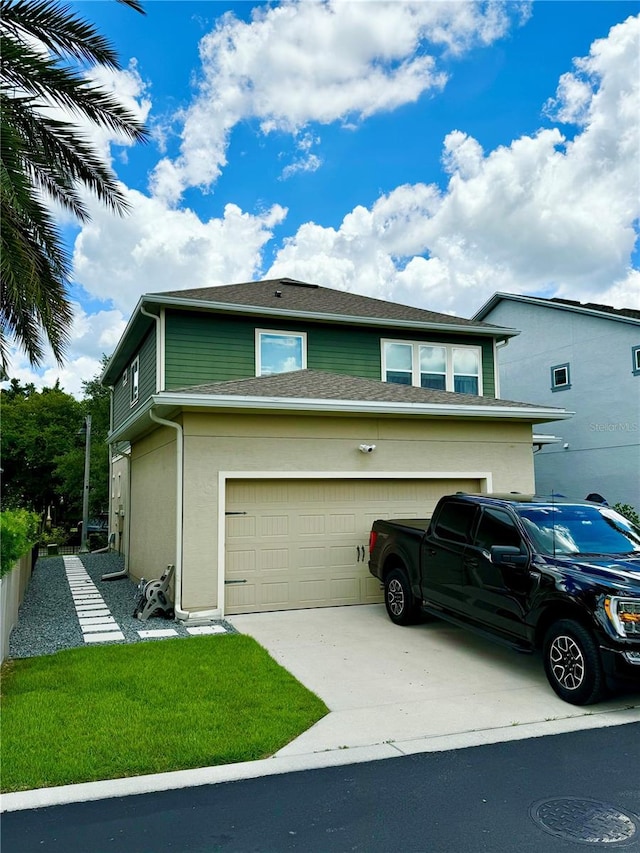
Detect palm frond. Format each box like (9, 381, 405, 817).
(0, 0, 148, 371)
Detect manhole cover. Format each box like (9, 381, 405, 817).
(531, 798, 638, 845)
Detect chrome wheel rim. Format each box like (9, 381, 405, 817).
(387, 578, 405, 616)
(549, 635, 585, 690)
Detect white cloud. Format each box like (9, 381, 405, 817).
(267, 14, 640, 314)
(5, 305, 126, 398)
(280, 132, 322, 179)
(72, 189, 287, 315)
(151, 0, 525, 203)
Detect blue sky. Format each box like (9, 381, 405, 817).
(10, 1, 640, 395)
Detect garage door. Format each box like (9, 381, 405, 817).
(224, 477, 482, 614)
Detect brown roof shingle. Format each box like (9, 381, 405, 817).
(171, 369, 553, 410)
(150, 278, 500, 330)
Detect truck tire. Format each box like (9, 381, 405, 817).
(543, 619, 606, 705)
(384, 567, 420, 626)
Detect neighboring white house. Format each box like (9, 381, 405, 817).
(473, 294, 640, 509)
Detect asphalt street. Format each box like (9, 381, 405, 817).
(3, 723, 639, 853)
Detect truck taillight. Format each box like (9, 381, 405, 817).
(369, 531, 377, 553)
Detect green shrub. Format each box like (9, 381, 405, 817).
(0, 510, 41, 578)
(613, 503, 640, 527)
(39, 526, 68, 546)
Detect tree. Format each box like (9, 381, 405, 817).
(1, 362, 111, 530)
(0, 0, 148, 372)
(0, 379, 83, 519)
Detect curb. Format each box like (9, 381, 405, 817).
(3, 707, 638, 813)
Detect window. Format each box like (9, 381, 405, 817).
(122, 368, 127, 387)
(433, 501, 477, 544)
(474, 508, 523, 551)
(551, 362, 571, 391)
(256, 330, 306, 376)
(382, 340, 482, 395)
(130, 356, 139, 406)
(633, 346, 640, 376)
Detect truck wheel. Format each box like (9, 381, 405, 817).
(384, 567, 420, 626)
(543, 619, 606, 705)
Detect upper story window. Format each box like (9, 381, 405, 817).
(122, 368, 127, 387)
(551, 362, 571, 392)
(382, 340, 482, 395)
(130, 356, 139, 406)
(632, 345, 640, 376)
(256, 330, 306, 376)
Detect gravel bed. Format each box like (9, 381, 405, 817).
(9, 552, 235, 659)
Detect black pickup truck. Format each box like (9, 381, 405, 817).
(368, 493, 640, 705)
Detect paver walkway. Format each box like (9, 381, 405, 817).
(62, 556, 226, 645)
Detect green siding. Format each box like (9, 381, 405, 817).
(111, 327, 156, 430)
(164, 310, 495, 396)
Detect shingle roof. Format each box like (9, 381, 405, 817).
(473, 292, 640, 323)
(170, 369, 551, 410)
(547, 298, 640, 321)
(150, 277, 500, 330)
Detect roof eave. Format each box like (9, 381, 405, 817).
(151, 392, 573, 421)
(473, 292, 640, 325)
(108, 392, 571, 444)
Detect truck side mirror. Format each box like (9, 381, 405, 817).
(490, 545, 528, 567)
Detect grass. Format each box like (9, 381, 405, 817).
(0, 634, 328, 793)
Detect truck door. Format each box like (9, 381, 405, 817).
(463, 506, 532, 640)
(420, 500, 477, 614)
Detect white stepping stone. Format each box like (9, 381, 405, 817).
(138, 629, 179, 639)
(81, 622, 120, 633)
(186, 625, 227, 636)
(84, 632, 125, 643)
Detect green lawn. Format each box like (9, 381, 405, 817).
(0, 634, 328, 792)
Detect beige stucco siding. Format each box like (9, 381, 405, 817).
(110, 453, 130, 558)
(178, 413, 535, 611)
(128, 427, 177, 585)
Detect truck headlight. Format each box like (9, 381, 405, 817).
(604, 597, 640, 638)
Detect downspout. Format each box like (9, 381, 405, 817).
(149, 408, 188, 621)
(140, 304, 164, 392)
(141, 304, 188, 619)
(494, 338, 509, 398)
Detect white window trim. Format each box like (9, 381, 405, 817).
(381, 339, 483, 395)
(122, 368, 127, 387)
(255, 329, 307, 377)
(130, 356, 140, 407)
(632, 345, 640, 376)
(551, 362, 571, 391)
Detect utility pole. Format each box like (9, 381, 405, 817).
(80, 414, 92, 553)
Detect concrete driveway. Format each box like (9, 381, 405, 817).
(230, 604, 640, 757)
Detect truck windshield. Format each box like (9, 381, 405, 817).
(516, 505, 640, 557)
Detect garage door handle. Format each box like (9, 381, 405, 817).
(224, 579, 247, 584)
(356, 545, 365, 562)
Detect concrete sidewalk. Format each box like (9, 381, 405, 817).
(3, 604, 639, 813)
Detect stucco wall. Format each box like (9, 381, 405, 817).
(485, 301, 640, 507)
(129, 428, 177, 585)
(110, 453, 130, 558)
(178, 412, 535, 611)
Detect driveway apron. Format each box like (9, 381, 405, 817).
(229, 604, 640, 756)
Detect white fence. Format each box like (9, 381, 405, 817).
(0, 550, 34, 664)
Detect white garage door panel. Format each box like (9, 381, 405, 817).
(225, 477, 481, 614)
